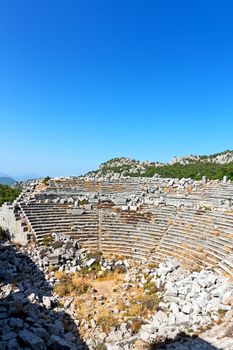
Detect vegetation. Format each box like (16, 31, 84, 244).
(92, 151, 233, 180)
(101, 164, 135, 175)
(79, 199, 89, 205)
(129, 318, 145, 334)
(41, 176, 51, 185)
(123, 290, 160, 319)
(54, 261, 162, 337)
(126, 161, 233, 180)
(143, 280, 157, 295)
(0, 184, 21, 207)
(95, 312, 119, 333)
(54, 273, 91, 296)
(42, 234, 54, 247)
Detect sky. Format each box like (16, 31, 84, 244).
(0, 0, 232, 177)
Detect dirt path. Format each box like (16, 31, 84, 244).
(91, 280, 117, 298)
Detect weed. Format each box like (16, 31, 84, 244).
(96, 312, 119, 333)
(42, 234, 54, 247)
(129, 318, 145, 334)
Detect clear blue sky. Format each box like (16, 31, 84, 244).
(0, 1, 232, 177)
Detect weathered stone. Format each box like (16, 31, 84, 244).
(64, 297, 74, 309)
(7, 338, 20, 350)
(0, 312, 8, 319)
(42, 296, 52, 309)
(47, 335, 71, 350)
(182, 303, 193, 314)
(2, 331, 17, 341)
(86, 258, 96, 267)
(9, 317, 24, 329)
(175, 312, 190, 325)
(18, 330, 46, 350)
(0, 341, 7, 350)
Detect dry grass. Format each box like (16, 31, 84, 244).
(123, 287, 160, 319)
(143, 280, 157, 295)
(129, 318, 145, 334)
(54, 274, 91, 297)
(54, 270, 67, 280)
(147, 262, 159, 270)
(53, 261, 161, 339)
(95, 311, 119, 333)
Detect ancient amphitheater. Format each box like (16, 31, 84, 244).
(1, 175, 233, 349)
(1, 176, 233, 275)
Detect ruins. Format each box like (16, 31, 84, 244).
(1, 174, 233, 349)
(1, 176, 233, 276)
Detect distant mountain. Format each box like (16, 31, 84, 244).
(0, 177, 16, 185)
(85, 150, 233, 181)
(0, 171, 40, 184)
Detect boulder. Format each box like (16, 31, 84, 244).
(18, 330, 46, 350)
(47, 335, 71, 350)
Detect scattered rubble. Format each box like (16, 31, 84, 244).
(1, 236, 233, 349)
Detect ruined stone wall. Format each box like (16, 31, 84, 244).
(0, 203, 28, 245)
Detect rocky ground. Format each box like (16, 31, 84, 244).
(1, 235, 233, 349)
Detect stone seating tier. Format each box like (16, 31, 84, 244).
(3, 178, 233, 277)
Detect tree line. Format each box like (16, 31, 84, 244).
(134, 162, 233, 180)
(0, 185, 22, 206)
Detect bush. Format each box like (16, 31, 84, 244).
(129, 318, 145, 334)
(54, 273, 92, 297)
(41, 176, 51, 185)
(79, 199, 89, 205)
(96, 312, 119, 333)
(143, 280, 157, 295)
(125, 291, 160, 319)
(42, 234, 54, 246)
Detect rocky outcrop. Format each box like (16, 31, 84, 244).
(171, 150, 233, 165)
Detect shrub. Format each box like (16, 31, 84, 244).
(53, 274, 91, 297)
(41, 176, 51, 185)
(125, 290, 160, 319)
(96, 312, 119, 333)
(79, 199, 89, 205)
(143, 281, 157, 295)
(129, 318, 145, 334)
(42, 234, 54, 246)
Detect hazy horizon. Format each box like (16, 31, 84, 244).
(1, 149, 233, 179)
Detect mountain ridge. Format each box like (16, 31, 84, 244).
(85, 150, 233, 180)
(0, 177, 16, 186)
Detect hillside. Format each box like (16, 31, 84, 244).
(0, 184, 22, 206)
(0, 176, 16, 185)
(86, 150, 233, 181)
(170, 149, 233, 165)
